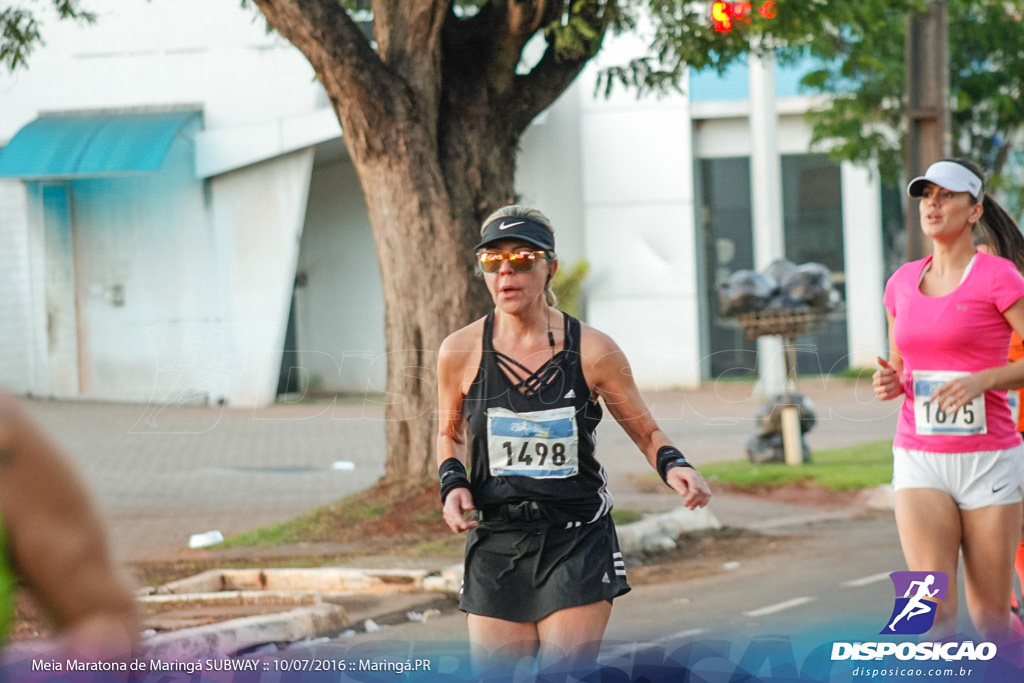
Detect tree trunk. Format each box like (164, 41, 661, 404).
(251, 0, 600, 492)
(350, 125, 502, 486)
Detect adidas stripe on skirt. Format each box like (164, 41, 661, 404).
(459, 512, 631, 622)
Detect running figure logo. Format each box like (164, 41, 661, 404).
(881, 571, 949, 635)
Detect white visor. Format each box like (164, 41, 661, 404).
(907, 161, 983, 200)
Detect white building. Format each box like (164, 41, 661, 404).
(0, 0, 891, 407)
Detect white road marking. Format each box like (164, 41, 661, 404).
(601, 629, 710, 659)
(743, 596, 816, 617)
(656, 628, 709, 643)
(840, 572, 892, 588)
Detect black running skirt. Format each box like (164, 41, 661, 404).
(459, 512, 630, 622)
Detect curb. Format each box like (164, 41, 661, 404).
(142, 604, 348, 660)
(142, 567, 434, 596)
(866, 483, 895, 510)
(140, 590, 322, 614)
(616, 507, 722, 554)
(139, 567, 462, 657)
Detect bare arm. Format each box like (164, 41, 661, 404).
(930, 298, 1024, 411)
(873, 309, 905, 400)
(436, 330, 479, 532)
(582, 327, 710, 510)
(0, 394, 138, 659)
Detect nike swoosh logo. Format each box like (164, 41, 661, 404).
(993, 484, 1009, 493)
(498, 221, 524, 230)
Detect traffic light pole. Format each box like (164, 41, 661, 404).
(904, 0, 951, 260)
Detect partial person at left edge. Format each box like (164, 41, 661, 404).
(0, 391, 139, 664)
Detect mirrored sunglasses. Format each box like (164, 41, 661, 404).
(476, 249, 548, 273)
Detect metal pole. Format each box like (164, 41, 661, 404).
(904, 0, 951, 261)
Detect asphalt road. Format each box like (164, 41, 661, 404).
(302, 510, 1021, 681)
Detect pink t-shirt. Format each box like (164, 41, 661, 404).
(883, 251, 1024, 452)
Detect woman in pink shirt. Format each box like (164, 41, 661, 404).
(874, 159, 1024, 641)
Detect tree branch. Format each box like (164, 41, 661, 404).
(251, 0, 402, 146)
(484, 0, 554, 94)
(505, 0, 610, 135)
(372, 0, 448, 85)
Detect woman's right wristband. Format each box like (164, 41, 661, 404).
(439, 457, 470, 504)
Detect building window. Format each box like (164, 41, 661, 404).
(700, 156, 757, 378)
(699, 154, 850, 378)
(781, 153, 849, 375)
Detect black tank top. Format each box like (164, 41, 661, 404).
(463, 311, 611, 524)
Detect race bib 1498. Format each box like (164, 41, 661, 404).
(486, 406, 579, 478)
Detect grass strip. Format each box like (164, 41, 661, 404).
(697, 439, 893, 491)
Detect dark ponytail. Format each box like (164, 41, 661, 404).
(952, 158, 1024, 273)
(979, 196, 1024, 272)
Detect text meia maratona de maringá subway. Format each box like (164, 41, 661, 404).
(32, 660, 129, 672)
(30, 659, 228, 674)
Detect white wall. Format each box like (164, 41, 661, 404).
(1, 151, 320, 403)
(573, 60, 703, 389)
(518, 87, 586, 267)
(68, 123, 210, 402)
(293, 155, 386, 396)
(841, 161, 886, 367)
(210, 149, 314, 406)
(0, 0, 322, 142)
(0, 0, 322, 407)
(6, 122, 314, 407)
(693, 110, 819, 158)
(27, 183, 81, 398)
(0, 181, 35, 394)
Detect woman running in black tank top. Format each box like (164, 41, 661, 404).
(436, 205, 711, 676)
(463, 310, 610, 525)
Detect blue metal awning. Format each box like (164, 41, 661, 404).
(0, 111, 200, 179)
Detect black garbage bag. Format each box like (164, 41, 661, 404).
(781, 262, 833, 309)
(825, 287, 842, 311)
(762, 258, 797, 295)
(746, 433, 811, 464)
(719, 270, 773, 316)
(762, 294, 811, 312)
(754, 393, 817, 436)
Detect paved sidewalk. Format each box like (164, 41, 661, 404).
(16, 375, 897, 563)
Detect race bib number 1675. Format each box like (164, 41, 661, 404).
(912, 370, 987, 436)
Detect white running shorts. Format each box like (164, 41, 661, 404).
(892, 445, 1024, 510)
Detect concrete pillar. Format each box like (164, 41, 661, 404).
(841, 161, 887, 367)
(749, 49, 785, 396)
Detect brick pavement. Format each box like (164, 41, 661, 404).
(15, 375, 897, 563)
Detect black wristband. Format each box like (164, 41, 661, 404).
(656, 445, 694, 484)
(439, 457, 471, 504)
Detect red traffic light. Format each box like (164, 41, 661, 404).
(711, 1, 733, 32)
(711, 1, 777, 32)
